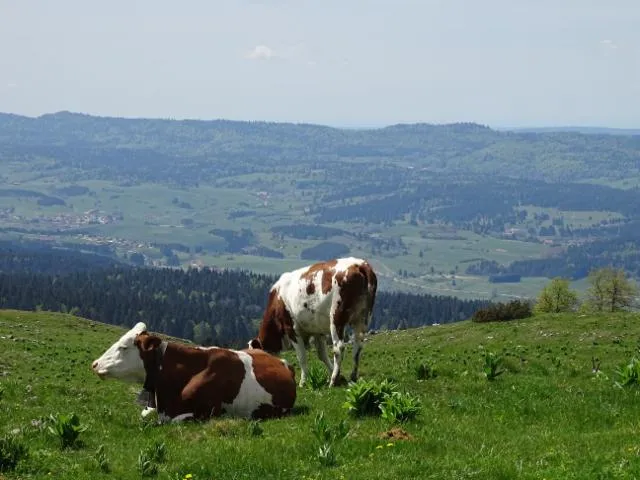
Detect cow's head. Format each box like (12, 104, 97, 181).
(91, 322, 148, 382)
(248, 290, 294, 354)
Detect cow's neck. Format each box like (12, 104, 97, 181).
(140, 340, 168, 408)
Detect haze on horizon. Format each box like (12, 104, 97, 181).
(1, 0, 639, 129)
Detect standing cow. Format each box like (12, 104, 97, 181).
(249, 257, 377, 387)
(92, 322, 297, 421)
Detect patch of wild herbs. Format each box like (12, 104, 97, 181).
(306, 362, 330, 390)
(312, 411, 350, 467)
(47, 413, 87, 449)
(0, 434, 28, 473)
(343, 378, 397, 417)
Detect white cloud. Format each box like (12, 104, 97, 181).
(7, 83, 18, 88)
(246, 45, 276, 60)
(600, 39, 618, 49)
(245, 43, 318, 67)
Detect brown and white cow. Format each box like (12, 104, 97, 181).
(249, 257, 377, 387)
(92, 322, 297, 422)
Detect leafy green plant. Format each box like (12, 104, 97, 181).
(312, 412, 350, 467)
(306, 362, 329, 390)
(248, 420, 263, 437)
(343, 378, 397, 417)
(138, 450, 158, 477)
(615, 356, 640, 387)
(145, 441, 167, 464)
(482, 351, 505, 381)
(94, 444, 110, 473)
(414, 361, 437, 380)
(47, 413, 87, 449)
(0, 434, 28, 472)
(379, 391, 422, 423)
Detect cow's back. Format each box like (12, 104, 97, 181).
(276, 257, 375, 331)
(226, 349, 296, 419)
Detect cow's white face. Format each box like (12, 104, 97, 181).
(91, 322, 147, 382)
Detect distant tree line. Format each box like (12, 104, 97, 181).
(0, 240, 122, 274)
(0, 265, 488, 348)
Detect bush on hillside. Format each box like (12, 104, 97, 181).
(534, 278, 578, 314)
(471, 299, 533, 323)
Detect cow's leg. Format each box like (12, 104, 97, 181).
(292, 336, 310, 387)
(350, 324, 366, 382)
(329, 321, 346, 387)
(314, 335, 333, 373)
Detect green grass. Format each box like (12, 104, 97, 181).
(3, 309, 640, 478)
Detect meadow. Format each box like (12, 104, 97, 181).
(2, 309, 640, 479)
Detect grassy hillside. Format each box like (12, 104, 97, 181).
(2, 310, 640, 479)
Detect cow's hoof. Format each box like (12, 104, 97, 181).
(141, 406, 158, 419)
(329, 374, 348, 387)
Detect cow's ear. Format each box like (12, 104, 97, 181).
(249, 339, 262, 350)
(135, 333, 161, 352)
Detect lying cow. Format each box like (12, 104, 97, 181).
(249, 257, 377, 387)
(92, 322, 297, 421)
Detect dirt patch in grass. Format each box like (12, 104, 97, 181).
(378, 427, 414, 441)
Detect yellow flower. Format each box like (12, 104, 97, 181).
(386, 443, 394, 447)
(184, 474, 193, 480)
(375, 445, 383, 449)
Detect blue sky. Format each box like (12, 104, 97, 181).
(1, 0, 638, 127)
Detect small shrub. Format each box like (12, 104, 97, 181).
(47, 413, 87, 449)
(379, 391, 422, 423)
(0, 434, 28, 472)
(312, 412, 349, 467)
(94, 444, 110, 473)
(472, 300, 533, 323)
(306, 363, 329, 390)
(343, 379, 397, 417)
(482, 351, 504, 381)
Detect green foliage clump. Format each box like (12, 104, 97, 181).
(47, 413, 87, 449)
(312, 412, 350, 467)
(380, 392, 422, 423)
(343, 379, 397, 417)
(0, 434, 28, 472)
(344, 378, 422, 422)
(94, 444, 110, 473)
(138, 441, 167, 477)
(534, 278, 578, 314)
(414, 361, 438, 380)
(306, 363, 330, 390)
(615, 357, 640, 388)
(482, 351, 505, 381)
(248, 420, 263, 437)
(472, 300, 533, 323)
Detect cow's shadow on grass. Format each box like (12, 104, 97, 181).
(289, 404, 311, 416)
